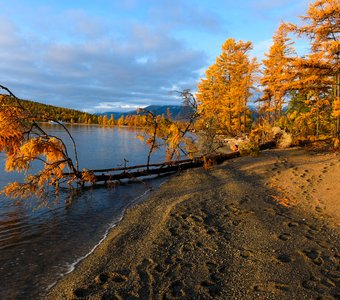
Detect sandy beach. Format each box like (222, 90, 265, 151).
(46, 148, 340, 299)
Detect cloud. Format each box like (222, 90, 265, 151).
(2, 0, 309, 112)
(64, 10, 107, 38)
(0, 4, 209, 112)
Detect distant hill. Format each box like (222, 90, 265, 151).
(0, 94, 95, 123)
(99, 105, 194, 120)
(99, 104, 264, 122)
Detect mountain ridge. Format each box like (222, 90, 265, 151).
(97, 105, 194, 120)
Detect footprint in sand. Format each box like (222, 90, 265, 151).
(287, 221, 300, 228)
(201, 279, 221, 297)
(239, 195, 251, 205)
(170, 280, 185, 297)
(95, 273, 110, 285)
(181, 213, 188, 220)
(315, 206, 323, 213)
(73, 287, 91, 298)
(303, 249, 324, 266)
(276, 253, 292, 263)
(301, 273, 339, 296)
(321, 268, 340, 282)
(206, 261, 217, 270)
(169, 226, 179, 237)
(240, 249, 254, 259)
(95, 270, 129, 287)
(301, 279, 325, 294)
(101, 292, 122, 300)
(111, 272, 128, 283)
(206, 228, 217, 235)
(307, 224, 321, 232)
(191, 215, 204, 223)
(180, 243, 194, 253)
(254, 282, 290, 293)
(278, 233, 291, 241)
(155, 264, 166, 273)
(315, 240, 332, 249)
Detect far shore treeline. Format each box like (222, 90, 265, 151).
(0, 94, 192, 127)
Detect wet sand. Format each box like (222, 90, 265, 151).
(46, 148, 340, 299)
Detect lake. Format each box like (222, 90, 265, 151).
(0, 124, 167, 299)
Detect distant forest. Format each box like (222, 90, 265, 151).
(0, 94, 95, 124)
(0, 94, 188, 126)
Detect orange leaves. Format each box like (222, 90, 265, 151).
(166, 123, 180, 147)
(4, 137, 65, 173)
(0, 90, 81, 201)
(333, 98, 340, 117)
(81, 169, 96, 184)
(197, 38, 258, 135)
(260, 23, 296, 125)
(137, 93, 198, 164)
(0, 97, 26, 155)
(300, 0, 340, 47)
(1, 182, 25, 199)
(2, 135, 68, 199)
(281, 0, 340, 138)
(44, 137, 65, 163)
(165, 123, 181, 161)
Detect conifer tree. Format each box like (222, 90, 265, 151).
(260, 23, 296, 125)
(288, 0, 340, 137)
(109, 114, 115, 126)
(197, 38, 258, 136)
(103, 115, 108, 126)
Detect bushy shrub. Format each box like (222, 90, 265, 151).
(238, 141, 260, 156)
(271, 127, 292, 148)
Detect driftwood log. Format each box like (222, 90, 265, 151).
(65, 140, 277, 184)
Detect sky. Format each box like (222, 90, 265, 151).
(0, 0, 310, 112)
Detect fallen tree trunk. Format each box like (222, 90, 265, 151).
(259, 140, 276, 150)
(92, 151, 241, 183)
(68, 140, 276, 184)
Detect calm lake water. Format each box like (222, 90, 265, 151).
(0, 125, 167, 299)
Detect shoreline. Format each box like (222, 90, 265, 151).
(45, 148, 340, 299)
(46, 183, 158, 293)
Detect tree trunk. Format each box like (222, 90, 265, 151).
(71, 140, 277, 185)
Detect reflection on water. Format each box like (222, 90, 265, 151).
(0, 125, 166, 299)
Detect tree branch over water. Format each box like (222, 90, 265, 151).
(0, 85, 80, 200)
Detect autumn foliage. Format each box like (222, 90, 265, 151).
(137, 90, 198, 166)
(1, 0, 339, 203)
(197, 38, 258, 136)
(0, 89, 80, 201)
(196, 0, 339, 145)
(259, 23, 296, 126)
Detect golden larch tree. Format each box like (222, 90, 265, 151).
(287, 0, 340, 137)
(102, 115, 108, 126)
(0, 88, 84, 202)
(197, 38, 258, 136)
(260, 23, 296, 126)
